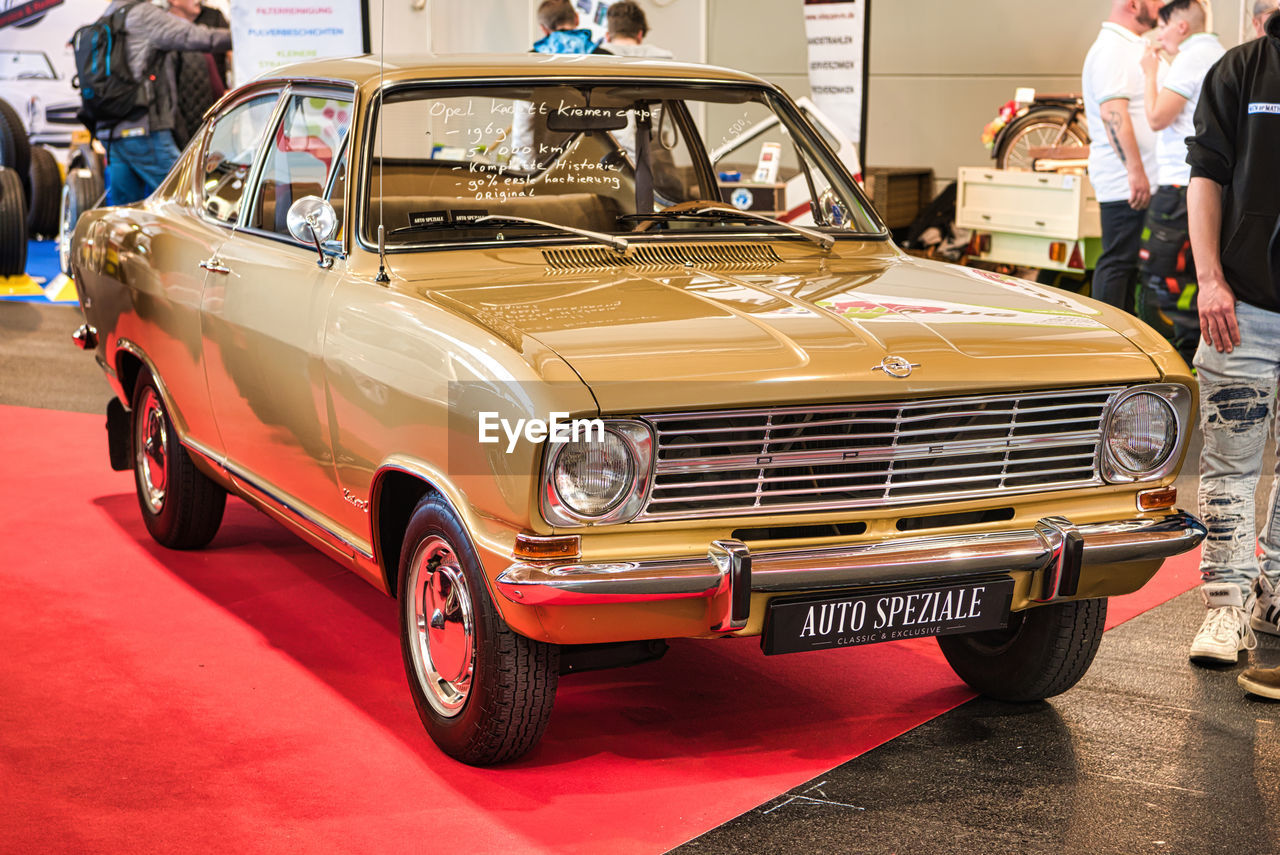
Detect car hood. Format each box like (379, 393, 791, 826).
(415, 250, 1162, 413)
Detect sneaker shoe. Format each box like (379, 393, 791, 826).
(1250, 575, 1280, 636)
(1238, 665, 1280, 699)
(1189, 583, 1257, 664)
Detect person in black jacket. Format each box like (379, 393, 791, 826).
(1183, 12, 1280, 683)
(168, 0, 230, 147)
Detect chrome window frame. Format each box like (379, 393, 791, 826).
(356, 75, 888, 256)
(236, 82, 358, 251)
(194, 83, 288, 230)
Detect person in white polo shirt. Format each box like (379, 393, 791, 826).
(1082, 0, 1163, 313)
(1136, 0, 1225, 364)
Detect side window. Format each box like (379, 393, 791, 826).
(250, 93, 353, 237)
(202, 94, 278, 224)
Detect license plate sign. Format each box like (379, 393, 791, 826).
(761, 578, 1016, 655)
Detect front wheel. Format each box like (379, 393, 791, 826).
(937, 597, 1106, 701)
(131, 373, 226, 548)
(398, 494, 558, 765)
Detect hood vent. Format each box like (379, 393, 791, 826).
(542, 243, 781, 271)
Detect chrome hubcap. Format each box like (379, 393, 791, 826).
(406, 536, 475, 717)
(135, 387, 168, 514)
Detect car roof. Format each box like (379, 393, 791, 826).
(258, 52, 773, 91)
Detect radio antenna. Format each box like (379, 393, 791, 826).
(374, 0, 390, 284)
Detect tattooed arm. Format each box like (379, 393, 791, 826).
(1100, 98, 1151, 209)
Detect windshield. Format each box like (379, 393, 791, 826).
(0, 50, 56, 80)
(364, 81, 881, 248)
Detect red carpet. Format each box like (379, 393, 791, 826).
(0, 405, 1200, 854)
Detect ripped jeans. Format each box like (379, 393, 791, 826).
(1193, 300, 1280, 596)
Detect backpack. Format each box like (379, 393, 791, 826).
(71, 6, 144, 129)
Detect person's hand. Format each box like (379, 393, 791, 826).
(1140, 42, 1161, 77)
(1198, 274, 1240, 353)
(1127, 167, 1150, 210)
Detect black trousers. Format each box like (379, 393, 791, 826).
(1139, 185, 1200, 364)
(1094, 200, 1147, 314)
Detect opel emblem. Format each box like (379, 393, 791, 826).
(873, 355, 920, 378)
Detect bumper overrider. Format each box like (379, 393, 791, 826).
(495, 512, 1206, 632)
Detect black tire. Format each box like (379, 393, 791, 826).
(130, 372, 226, 549)
(60, 169, 103, 275)
(27, 146, 61, 237)
(397, 494, 558, 765)
(0, 165, 28, 277)
(994, 108, 1089, 171)
(0, 98, 32, 204)
(937, 597, 1107, 701)
(68, 143, 106, 191)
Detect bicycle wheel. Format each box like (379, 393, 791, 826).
(995, 108, 1089, 171)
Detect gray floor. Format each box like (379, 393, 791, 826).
(5, 298, 1279, 855)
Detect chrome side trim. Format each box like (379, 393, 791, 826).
(183, 437, 374, 562)
(495, 512, 1206, 623)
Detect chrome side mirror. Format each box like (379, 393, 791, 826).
(286, 196, 338, 269)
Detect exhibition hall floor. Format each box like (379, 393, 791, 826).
(4, 299, 1279, 854)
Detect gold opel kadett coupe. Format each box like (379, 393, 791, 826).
(68, 54, 1206, 765)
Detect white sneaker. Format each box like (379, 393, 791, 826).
(1251, 575, 1280, 636)
(1189, 583, 1257, 664)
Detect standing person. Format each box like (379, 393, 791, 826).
(509, 0, 608, 170)
(1136, 0, 1224, 364)
(604, 1, 673, 59)
(1082, 0, 1163, 313)
(532, 0, 605, 55)
(168, 0, 230, 147)
(92, 0, 231, 205)
(1182, 10, 1280, 671)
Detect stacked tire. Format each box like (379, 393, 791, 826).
(0, 98, 32, 205)
(0, 165, 28, 277)
(27, 146, 62, 238)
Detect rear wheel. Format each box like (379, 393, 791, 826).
(938, 597, 1106, 701)
(398, 494, 558, 765)
(0, 166, 28, 277)
(130, 373, 226, 549)
(995, 108, 1089, 171)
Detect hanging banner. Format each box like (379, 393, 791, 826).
(229, 0, 368, 85)
(803, 0, 868, 162)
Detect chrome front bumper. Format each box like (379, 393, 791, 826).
(495, 512, 1206, 632)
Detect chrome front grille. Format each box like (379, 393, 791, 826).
(637, 387, 1123, 521)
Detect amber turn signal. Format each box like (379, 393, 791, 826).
(1048, 241, 1067, 263)
(514, 533, 581, 561)
(1137, 486, 1177, 511)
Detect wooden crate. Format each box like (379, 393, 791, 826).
(863, 167, 935, 229)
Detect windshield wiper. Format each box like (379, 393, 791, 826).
(388, 214, 628, 253)
(472, 214, 629, 254)
(618, 204, 834, 251)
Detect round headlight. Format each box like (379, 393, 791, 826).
(552, 430, 634, 517)
(1107, 392, 1176, 474)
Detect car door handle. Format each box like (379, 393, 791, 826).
(199, 258, 231, 274)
